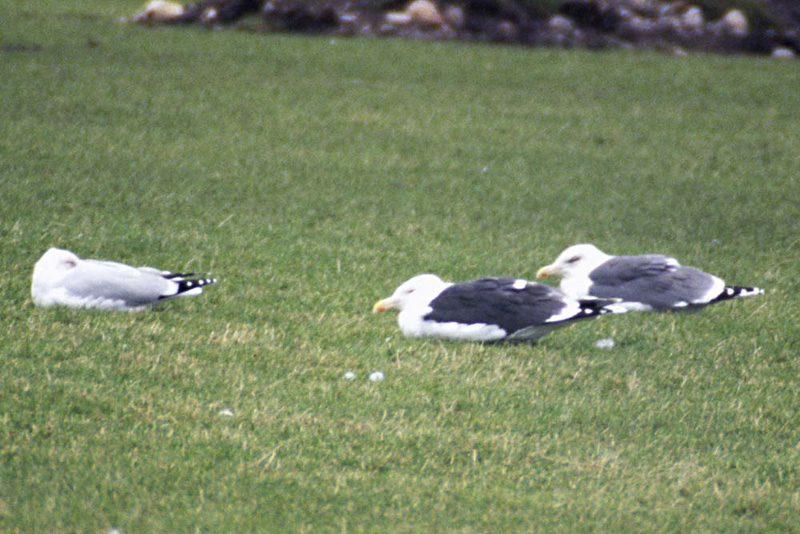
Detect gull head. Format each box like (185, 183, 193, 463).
(33, 248, 80, 281)
(31, 247, 81, 303)
(373, 273, 448, 313)
(537, 243, 612, 280)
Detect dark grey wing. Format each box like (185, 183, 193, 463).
(424, 278, 571, 334)
(589, 255, 677, 284)
(589, 256, 717, 309)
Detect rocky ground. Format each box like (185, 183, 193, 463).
(130, 0, 800, 58)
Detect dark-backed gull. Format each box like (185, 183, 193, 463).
(31, 247, 217, 311)
(536, 244, 763, 312)
(372, 273, 624, 342)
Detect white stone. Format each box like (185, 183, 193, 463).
(682, 6, 704, 33)
(406, 0, 443, 27)
(772, 47, 796, 60)
(343, 371, 356, 380)
(385, 12, 412, 25)
(722, 9, 749, 36)
(549, 14, 575, 33)
(144, 0, 184, 21)
(443, 5, 465, 29)
(369, 371, 385, 382)
(594, 338, 615, 349)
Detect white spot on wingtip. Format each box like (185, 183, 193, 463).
(512, 279, 527, 290)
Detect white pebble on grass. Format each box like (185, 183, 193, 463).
(343, 370, 356, 381)
(369, 371, 385, 382)
(218, 408, 234, 417)
(594, 338, 615, 349)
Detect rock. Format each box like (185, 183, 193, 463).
(406, 0, 444, 27)
(548, 14, 575, 33)
(496, 20, 518, 41)
(201, 7, 220, 24)
(385, 0, 443, 27)
(623, 15, 653, 35)
(443, 5, 465, 29)
(681, 6, 704, 33)
(133, 0, 185, 23)
(384, 12, 413, 25)
(722, 9, 749, 37)
(772, 46, 796, 59)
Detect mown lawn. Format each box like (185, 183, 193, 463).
(2, 1, 799, 531)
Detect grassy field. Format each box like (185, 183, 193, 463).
(2, 0, 800, 531)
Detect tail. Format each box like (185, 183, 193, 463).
(159, 275, 217, 300)
(708, 285, 764, 305)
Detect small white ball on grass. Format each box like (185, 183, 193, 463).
(594, 338, 615, 349)
(218, 408, 234, 417)
(343, 370, 356, 381)
(369, 371, 385, 382)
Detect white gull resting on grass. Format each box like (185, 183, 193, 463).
(536, 243, 763, 312)
(31, 247, 217, 311)
(372, 273, 625, 343)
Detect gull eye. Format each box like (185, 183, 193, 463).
(566, 256, 581, 264)
(404, 288, 415, 295)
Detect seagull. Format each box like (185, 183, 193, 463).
(372, 273, 624, 342)
(31, 247, 217, 311)
(536, 243, 763, 312)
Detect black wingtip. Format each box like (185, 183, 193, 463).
(709, 285, 764, 304)
(162, 272, 200, 280)
(574, 298, 628, 318)
(158, 276, 218, 300)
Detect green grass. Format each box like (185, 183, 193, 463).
(2, 1, 800, 531)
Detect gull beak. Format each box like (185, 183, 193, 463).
(536, 265, 560, 278)
(373, 298, 390, 313)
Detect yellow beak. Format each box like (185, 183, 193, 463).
(536, 265, 559, 278)
(373, 299, 389, 313)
